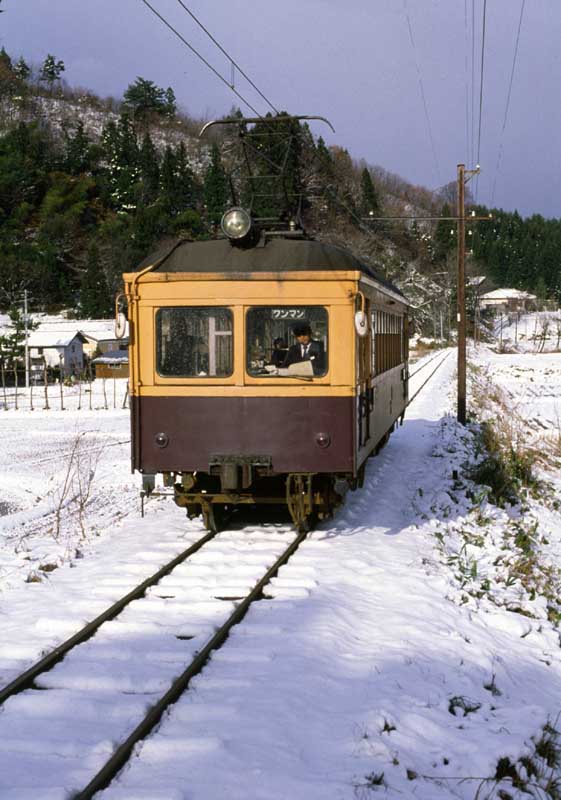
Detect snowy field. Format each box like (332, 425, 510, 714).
(0, 343, 560, 799)
(493, 310, 561, 354)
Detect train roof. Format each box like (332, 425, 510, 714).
(136, 237, 408, 304)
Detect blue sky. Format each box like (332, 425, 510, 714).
(2, 0, 560, 218)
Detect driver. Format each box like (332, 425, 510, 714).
(283, 323, 325, 375)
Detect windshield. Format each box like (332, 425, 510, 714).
(156, 307, 233, 377)
(246, 306, 328, 378)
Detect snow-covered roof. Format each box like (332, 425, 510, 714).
(36, 319, 128, 342)
(92, 351, 129, 364)
(481, 288, 536, 301)
(28, 330, 87, 348)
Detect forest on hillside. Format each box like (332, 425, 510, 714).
(0, 43, 560, 322)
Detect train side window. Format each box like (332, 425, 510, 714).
(246, 306, 328, 378)
(156, 307, 233, 378)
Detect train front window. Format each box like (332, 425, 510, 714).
(246, 306, 328, 378)
(156, 307, 233, 377)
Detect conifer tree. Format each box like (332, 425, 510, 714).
(80, 242, 111, 318)
(160, 144, 195, 216)
(433, 203, 456, 263)
(203, 143, 228, 225)
(0, 47, 12, 71)
(163, 87, 177, 117)
(101, 114, 140, 211)
(63, 121, 92, 175)
(39, 54, 65, 89)
(359, 167, 381, 218)
(139, 132, 160, 203)
(123, 77, 175, 119)
(14, 57, 30, 82)
(0, 303, 37, 370)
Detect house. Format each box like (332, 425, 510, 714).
(74, 319, 129, 359)
(27, 330, 87, 376)
(29, 319, 128, 359)
(91, 350, 129, 379)
(480, 288, 537, 314)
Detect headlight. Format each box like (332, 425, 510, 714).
(221, 207, 252, 240)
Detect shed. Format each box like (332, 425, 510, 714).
(92, 350, 129, 379)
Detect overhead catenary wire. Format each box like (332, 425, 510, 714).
(464, 0, 471, 162)
(490, 0, 525, 207)
(173, 0, 279, 115)
(471, 0, 476, 167)
(475, 0, 488, 200)
(402, 0, 442, 187)
(137, 0, 263, 117)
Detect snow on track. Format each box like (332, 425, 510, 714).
(0, 526, 297, 797)
(2, 348, 560, 799)
(94, 351, 561, 800)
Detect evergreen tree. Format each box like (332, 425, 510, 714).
(0, 47, 12, 71)
(123, 77, 172, 119)
(0, 303, 37, 369)
(101, 114, 140, 211)
(138, 132, 160, 204)
(0, 46, 18, 99)
(63, 121, 92, 175)
(80, 242, 111, 318)
(160, 144, 195, 216)
(13, 57, 30, 82)
(433, 203, 456, 263)
(39, 54, 65, 89)
(163, 87, 177, 117)
(359, 167, 381, 218)
(203, 143, 228, 226)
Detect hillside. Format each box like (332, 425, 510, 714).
(1, 46, 560, 330)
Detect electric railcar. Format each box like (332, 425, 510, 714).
(121, 209, 410, 532)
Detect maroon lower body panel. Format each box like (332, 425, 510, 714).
(132, 395, 354, 474)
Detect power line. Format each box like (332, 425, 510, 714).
(471, 0, 476, 167)
(464, 0, 470, 163)
(491, 0, 525, 207)
(138, 0, 263, 117)
(402, 0, 442, 187)
(174, 0, 279, 115)
(475, 0, 488, 200)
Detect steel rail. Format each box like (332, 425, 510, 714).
(0, 530, 217, 706)
(72, 528, 309, 800)
(408, 348, 448, 380)
(407, 350, 451, 408)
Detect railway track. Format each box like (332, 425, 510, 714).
(408, 347, 449, 380)
(407, 348, 451, 407)
(0, 352, 452, 797)
(0, 524, 307, 798)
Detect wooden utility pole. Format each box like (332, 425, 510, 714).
(457, 164, 466, 424)
(456, 163, 483, 425)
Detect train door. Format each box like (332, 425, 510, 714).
(357, 295, 373, 451)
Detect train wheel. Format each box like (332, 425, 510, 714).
(201, 502, 227, 533)
(349, 462, 366, 491)
(286, 474, 315, 533)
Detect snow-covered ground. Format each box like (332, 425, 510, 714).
(0, 343, 560, 799)
(492, 310, 561, 354)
